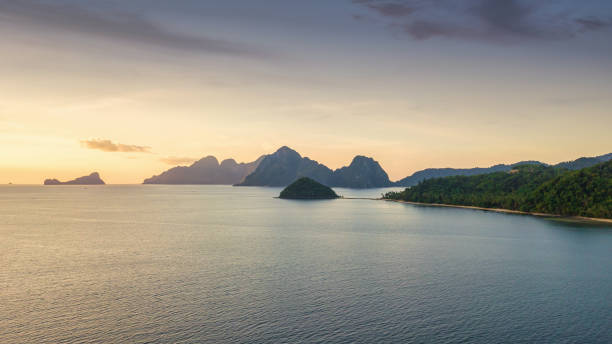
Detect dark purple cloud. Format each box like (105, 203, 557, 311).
(353, 0, 414, 18)
(353, 0, 612, 42)
(575, 17, 612, 31)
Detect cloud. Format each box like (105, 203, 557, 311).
(353, 0, 612, 42)
(353, 0, 414, 18)
(0, 0, 266, 57)
(471, 0, 539, 37)
(81, 139, 151, 153)
(575, 17, 612, 31)
(159, 156, 196, 165)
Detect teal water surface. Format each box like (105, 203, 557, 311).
(1, 185, 611, 343)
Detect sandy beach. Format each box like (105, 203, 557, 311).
(383, 199, 612, 225)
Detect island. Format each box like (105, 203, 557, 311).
(44, 172, 106, 185)
(383, 160, 612, 219)
(279, 177, 339, 199)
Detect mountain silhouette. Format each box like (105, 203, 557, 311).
(142, 147, 612, 189)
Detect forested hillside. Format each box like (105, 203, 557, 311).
(384, 161, 612, 218)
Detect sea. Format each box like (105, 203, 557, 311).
(1, 185, 611, 343)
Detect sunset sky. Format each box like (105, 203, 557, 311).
(1, 0, 611, 184)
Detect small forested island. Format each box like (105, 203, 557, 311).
(279, 177, 339, 199)
(383, 161, 612, 219)
(44, 172, 106, 185)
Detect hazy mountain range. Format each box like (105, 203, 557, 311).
(398, 153, 612, 187)
(143, 156, 263, 185)
(141, 147, 612, 188)
(44, 172, 105, 185)
(395, 161, 545, 187)
(555, 153, 612, 170)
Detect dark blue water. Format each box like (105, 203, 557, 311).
(1, 185, 611, 343)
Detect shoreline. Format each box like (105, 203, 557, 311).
(382, 199, 612, 225)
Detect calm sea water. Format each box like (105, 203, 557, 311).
(1, 185, 611, 343)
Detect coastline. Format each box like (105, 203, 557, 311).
(383, 199, 612, 225)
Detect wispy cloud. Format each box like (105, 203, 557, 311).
(81, 139, 151, 153)
(159, 156, 196, 165)
(353, 0, 414, 18)
(0, 0, 267, 57)
(575, 17, 612, 32)
(353, 0, 612, 42)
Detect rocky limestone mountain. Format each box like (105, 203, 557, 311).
(331, 156, 392, 188)
(237, 146, 333, 187)
(236, 147, 393, 188)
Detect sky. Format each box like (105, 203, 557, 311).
(1, 0, 611, 184)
